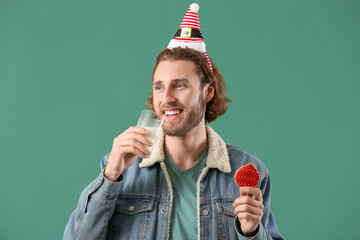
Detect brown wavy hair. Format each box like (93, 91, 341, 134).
(146, 47, 232, 123)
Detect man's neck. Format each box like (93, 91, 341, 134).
(164, 121, 208, 171)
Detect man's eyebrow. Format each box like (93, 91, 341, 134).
(153, 78, 190, 86)
(173, 78, 190, 84)
(153, 80, 163, 86)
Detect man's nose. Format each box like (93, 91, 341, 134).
(163, 88, 176, 103)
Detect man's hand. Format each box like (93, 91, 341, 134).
(104, 127, 153, 182)
(233, 187, 264, 237)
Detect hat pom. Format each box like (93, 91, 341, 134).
(190, 3, 199, 12)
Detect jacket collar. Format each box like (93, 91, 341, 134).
(139, 126, 231, 173)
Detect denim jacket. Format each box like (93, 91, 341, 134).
(63, 127, 283, 240)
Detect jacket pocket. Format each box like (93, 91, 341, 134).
(108, 197, 155, 240)
(116, 197, 154, 215)
(215, 201, 238, 240)
(216, 201, 236, 217)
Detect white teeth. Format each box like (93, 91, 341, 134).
(165, 110, 181, 116)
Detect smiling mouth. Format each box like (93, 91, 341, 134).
(163, 109, 183, 119)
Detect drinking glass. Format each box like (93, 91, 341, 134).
(137, 110, 164, 156)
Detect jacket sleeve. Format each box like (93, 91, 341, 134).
(63, 155, 122, 240)
(234, 169, 284, 240)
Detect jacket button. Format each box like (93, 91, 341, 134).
(128, 206, 135, 212)
(202, 209, 209, 216)
(161, 208, 166, 214)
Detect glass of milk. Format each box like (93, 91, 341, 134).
(137, 110, 164, 156)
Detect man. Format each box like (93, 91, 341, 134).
(64, 3, 283, 240)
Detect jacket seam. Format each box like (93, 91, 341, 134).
(83, 178, 102, 215)
(159, 161, 173, 240)
(197, 166, 209, 240)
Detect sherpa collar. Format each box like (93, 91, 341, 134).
(139, 126, 231, 173)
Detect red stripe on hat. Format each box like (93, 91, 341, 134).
(186, 12, 198, 17)
(179, 8, 201, 31)
(181, 22, 200, 27)
(183, 15, 199, 20)
(183, 17, 199, 22)
(183, 21, 199, 26)
(182, 19, 200, 25)
(184, 15, 199, 20)
(203, 53, 213, 72)
(181, 19, 200, 24)
(183, 16, 199, 23)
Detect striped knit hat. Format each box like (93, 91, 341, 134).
(167, 3, 213, 72)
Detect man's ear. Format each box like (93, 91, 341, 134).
(205, 84, 215, 103)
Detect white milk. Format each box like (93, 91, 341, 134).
(144, 127, 162, 154)
(144, 127, 160, 142)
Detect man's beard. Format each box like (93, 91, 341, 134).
(161, 94, 205, 137)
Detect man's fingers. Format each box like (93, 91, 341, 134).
(123, 126, 150, 136)
(237, 211, 262, 223)
(119, 139, 151, 155)
(233, 188, 264, 234)
(121, 145, 150, 159)
(240, 187, 263, 201)
(115, 127, 153, 147)
(233, 196, 262, 209)
(234, 203, 263, 217)
(119, 132, 153, 147)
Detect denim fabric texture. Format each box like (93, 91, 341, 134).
(63, 127, 283, 240)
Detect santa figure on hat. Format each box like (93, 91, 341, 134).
(167, 3, 213, 72)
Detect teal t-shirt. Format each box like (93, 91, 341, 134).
(164, 147, 208, 240)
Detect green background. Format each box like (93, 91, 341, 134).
(1, 0, 359, 239)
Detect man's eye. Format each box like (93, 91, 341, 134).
(176, 84, 183, 88)
(154, 86, 162, 91)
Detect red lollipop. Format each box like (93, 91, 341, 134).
(234, 163, 260, 187)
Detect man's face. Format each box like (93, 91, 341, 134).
(152, 60, 207, 136)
